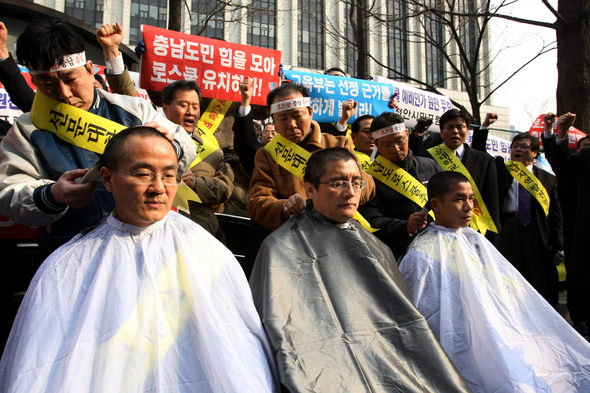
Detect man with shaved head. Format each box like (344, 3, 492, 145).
(0, 126, 277, 392)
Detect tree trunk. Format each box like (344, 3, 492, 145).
(556, 0, 590, 134)
(168, 0, 182, 31)
(355, 0, 369, 80)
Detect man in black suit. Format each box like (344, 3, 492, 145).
(541, 112, 589, 336)
(415, 109, 501, 244)
(358, 112, 440, 258)
(474, 125, 563, 306)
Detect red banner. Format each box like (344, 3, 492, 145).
(528, 114, 586, 150)
(140, 25, 282, 105)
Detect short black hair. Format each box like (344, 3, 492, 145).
(266, 83, 310, 108)
(511, 133, 540, 152)
(370, 112, 404, 132)
(304, 147, 359, 187)
(427, 171, 470, 201)
(351, 114, 375, 134)
(161, 80, 202, 105)
(439, 109, 473, 131)
(100, 126, 176, 169)
(17, 18, 86, 73)
(324, 67, 347, 77)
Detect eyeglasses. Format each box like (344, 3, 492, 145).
(112, 170, 182, 185)
(511, 143, 531, 150)
(319, 179, 367, 191)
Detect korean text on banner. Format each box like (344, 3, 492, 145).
(140, 25, 282, 105)
(373, 75, 453, 131)
(283, 70, 453, 131)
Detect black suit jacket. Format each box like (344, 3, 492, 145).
(495, 158, 563, 252)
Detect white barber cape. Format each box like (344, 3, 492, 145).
(0, 212, 278, 393)
(399, 223, 590, 393)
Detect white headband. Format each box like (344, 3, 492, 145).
(372, 123, 406, 139)
(270, 97, 311, 114)
(29, 52, 87, 75)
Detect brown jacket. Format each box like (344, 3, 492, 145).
(184, 146, 234, 241)
(248, 121, 375, 230)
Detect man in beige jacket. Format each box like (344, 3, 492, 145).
(248, 83, 375, 230)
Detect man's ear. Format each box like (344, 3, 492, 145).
(162, 103, 169, 116)
(85, 60, 94, 74)
(308, 105, 313, 117)
(429, 197, 440, 213)
(304, 182, 316, 200)
(100, 167, 113, 192)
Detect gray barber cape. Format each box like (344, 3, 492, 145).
(249, 206, 471, 393)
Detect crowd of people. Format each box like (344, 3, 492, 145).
(0, 16, 589, 393)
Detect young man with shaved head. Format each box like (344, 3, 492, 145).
(399, 171, 590, 393)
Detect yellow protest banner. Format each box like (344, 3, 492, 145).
(30, 91, 126, 153)
(505, 160, 550, 216)
(427, 144, 498, 235)
(265, 134, 377, 232)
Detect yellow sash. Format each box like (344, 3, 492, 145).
(264, 134, 377, 232)
(354, 150, 372, 172)
(366, 155, 430, 209)
(356, 151, 434, 218)
(505, 160, 550, 216)
(175, 99, 232, 211)
(427, 144, 498, 235)
(189, 99, 231, 168)
(30, 91, 127, 153)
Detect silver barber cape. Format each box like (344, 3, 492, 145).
(399, 223, 590, 393)
(250, 206, 471, 393)
(0, 211, 278, 393)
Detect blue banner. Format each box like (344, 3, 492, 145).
(284, 70, 453, 130)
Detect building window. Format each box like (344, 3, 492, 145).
(387, 0, 409, 80)
(191, 0, 225, 39)
(298, 0, 324, 70)
(424, 1, 445, 88)
(247, 0, 276, 49)
(129, 0, 167, 44)
(65, 0, 104, 28)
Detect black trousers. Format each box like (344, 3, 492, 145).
(498, 215, 558, 306)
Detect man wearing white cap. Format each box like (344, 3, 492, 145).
(0, 18, 195, 255)
(358, 111, 439, 258)
(248, 83, 375, 231)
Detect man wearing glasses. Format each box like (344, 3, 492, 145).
(0, 126, 278, 392)
(474, 121, 563, 307)
(358, 112, 440, 258)
(249, 147, 471, 393)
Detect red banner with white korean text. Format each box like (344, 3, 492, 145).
(140, 25, 282, 105)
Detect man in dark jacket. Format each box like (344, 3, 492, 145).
(358, 112, 440, 258)
(414, 109, 501, 244)
(474, 122, 563, 305)
(542, 112, 589, 337)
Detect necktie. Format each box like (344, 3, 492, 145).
(518, 183, 531, 226)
